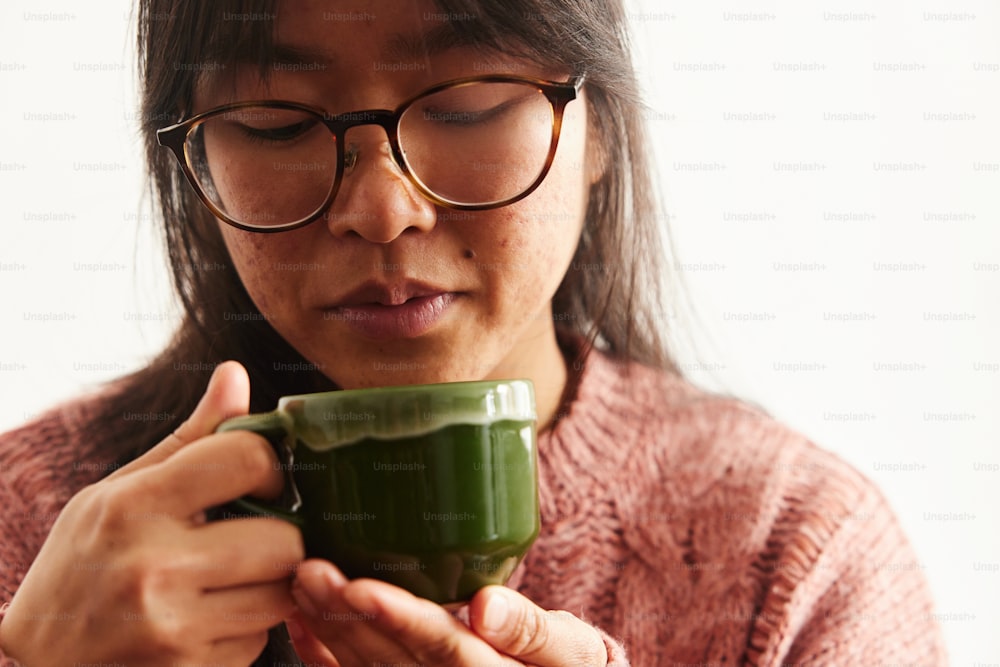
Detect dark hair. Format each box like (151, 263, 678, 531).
(91, 1, 679, 663)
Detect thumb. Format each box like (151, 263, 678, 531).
(471, 587, 608, 667)
(107, 361, 251, 478)
(171, 360, 251, 445)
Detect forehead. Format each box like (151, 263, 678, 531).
(271, 0, 482, 70)
(197, 0, 560, 106)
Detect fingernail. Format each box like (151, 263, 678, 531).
(482, 590, 510, 633)
(285, 617, 304, 642)
(324, 565, 348, 590)
(292, 583, 320, 617)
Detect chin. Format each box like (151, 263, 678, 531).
(314, 352, 496, 390)
(325, 368, 478, 390)
(301, 329, 502, 388)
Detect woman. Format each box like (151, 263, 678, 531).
(0, 1, 947, 665)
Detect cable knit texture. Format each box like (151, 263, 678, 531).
(0, 345, 947, 666)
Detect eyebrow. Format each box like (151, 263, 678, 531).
(265, 43, 333, 67)
(382, 23, 474, 62)
(262, 23, 478, 70)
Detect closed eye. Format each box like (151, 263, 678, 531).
(236, 119, 320, 145)
(421, 91, 535, 127)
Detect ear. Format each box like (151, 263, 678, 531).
(586, 144, 608, 186)
(583, 97, 609, 186)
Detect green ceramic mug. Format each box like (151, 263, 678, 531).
(215, 379, 539, 605)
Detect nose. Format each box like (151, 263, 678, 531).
(324, 126, 437, 243)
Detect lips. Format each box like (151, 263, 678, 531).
(324, 280, 461, 339)
(330, 280, 450, 308)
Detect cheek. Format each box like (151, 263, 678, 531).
(205, 140, 335, 226)
(484, 90, 589, 266)
(219, 227, 287, 314)
(486, 175, 585, 304)
(521, 153, 589, 265)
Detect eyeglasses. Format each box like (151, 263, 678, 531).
(156, 74, 584, 232)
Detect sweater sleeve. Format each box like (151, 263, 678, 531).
(606, 384, 949, 666)
(746, 472, 948, 666)
(0, 474, 38, 667)
(0, 405, 98, 667)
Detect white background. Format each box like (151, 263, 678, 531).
(1, 1, 997, 664)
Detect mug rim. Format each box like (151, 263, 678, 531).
(277, 377, 534, 407)
(278, 378, 537, 451)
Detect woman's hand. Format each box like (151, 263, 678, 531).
(0, 362, 305, 667)
(288, 559, 610, 667)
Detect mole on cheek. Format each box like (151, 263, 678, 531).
(248, 235, 270, 254)
(463, 249, 476, 259)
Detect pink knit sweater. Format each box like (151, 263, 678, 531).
(0, 347, 947, 665)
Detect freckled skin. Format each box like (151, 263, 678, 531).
(204, 0, 595, 428)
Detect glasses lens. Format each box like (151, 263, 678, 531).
(398, 81, 556, 206)
(186, 106, 336, 227)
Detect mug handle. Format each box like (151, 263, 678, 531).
(215, 412, 304, 526)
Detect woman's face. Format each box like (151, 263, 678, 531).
(199, 0, 594, 389)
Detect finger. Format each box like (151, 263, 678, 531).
(292, 561, 374, 667)
(108, 361, 250, 480)
(469, 586, 608, 667)
(204, 631, 271, 667)
(196, 580, 296, 642)
(296, 561, 518, 667)
(168, 360, 251, 446)
(190, 518, 304, 589)
(286, 611, 340, 667)
(124, 429, 283, 519)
